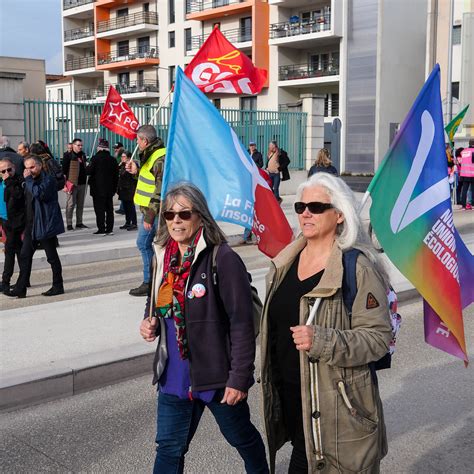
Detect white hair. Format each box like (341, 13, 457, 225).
(0, 136, 10, 148)
(296, 173, 389, 285)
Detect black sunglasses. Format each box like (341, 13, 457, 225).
(162, 210, 196, 221)
(294, 201, 334, 215)
(0, 167, 13, 174)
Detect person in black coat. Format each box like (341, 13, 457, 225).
(248, 141, 263, 168)
(307, 148, 338, 178)
(7, 155, 65, 298)
(0, 158, 25, 293)
(117, 150, 138, 230)
(87, 138, 119, 235)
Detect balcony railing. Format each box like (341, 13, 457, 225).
(64, 23, 94, 42)
(65, 55, 95, 71)
(186, 0, 247, 15)
(188, 25, 252, 51)
(97, 11, 158, 33)
(75, 87, 104, 101)
(64, 0, 95, 10)
(279, 60, 339, 81)
(270, 13, 331, 39)
(97, 46, 159, 65)
(105, 80, 159, 95)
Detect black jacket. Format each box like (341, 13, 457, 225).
(278, 149, 291, 181)
(307, 164, 339, 177)
(3, 175, 25, 231)
(145, 241, 256, 392)
(62, 150, 87, 185)
(118, 162, 138, 201)
(24, 172, 65, 241)
(250, 150, 263, 168)
(0, 151, 25, 175)
(87, 150, 119, 198)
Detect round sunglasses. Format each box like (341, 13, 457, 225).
(0, 167, 13, 174)
(294, 201, 334, 215)
(162, 210, 197, 221)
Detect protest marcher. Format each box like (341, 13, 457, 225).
(126, 125, 166, 296)
(307, 148, 339, 177)
(0, 158, 25, 294)
(17, 141, 30, 157)
(29, 142, 65, 189)
(140, 183, 268, 474)
(118, 150, 138, 230)
(0, 136, 15, 153)
(455, 147, 464, 204)
(266, 140, 290, 204)
(459, 139, 474, 210)
(260, 173, 392, 473)
(0, 148, 24, 175)
(7, 155, 65, 298)
(62, 138, 88, 231)
(87, 138, 119, 235)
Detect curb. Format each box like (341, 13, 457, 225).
(1, 287, 421, 413)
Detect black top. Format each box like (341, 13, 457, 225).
(269, 253, 323, 385)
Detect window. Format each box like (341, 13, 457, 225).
(169, 0, 175, 23)
(118, 72, 130, 85)
(240, 17, 251, 42)
(453, 25, 461, 45)
(138, 36, 150, 54)
(169, 65, 176, 88)
(169, 31, 175, 48)
(185, 28, 192, 52)
(213, 0, 229, 7)
(137, 70, 144, 87)
(58, 88, 63, 100)
(240, 97, 256, 110)
(117, 8, 128, 17)
(452, 82, 459, 100)
(117, 40, 129, 56)
(213, 98, 221, 109)
(331, 93, 339, 116)
(143, 2, 149, 12)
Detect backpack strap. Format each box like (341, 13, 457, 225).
(341, 248, 361, 323)
(211, 244, 219, 285)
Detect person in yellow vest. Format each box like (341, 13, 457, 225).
(126, 125, 166, 296)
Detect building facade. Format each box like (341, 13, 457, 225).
(60, 0, 429, 172)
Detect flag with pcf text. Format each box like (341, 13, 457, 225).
(162, 68, 293, 258)
(99, 86, 140, 140)
(367, 64, 474, 363)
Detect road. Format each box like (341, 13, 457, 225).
(1, 298, 473, 473)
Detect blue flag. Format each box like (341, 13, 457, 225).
(163, 67, 261, 229)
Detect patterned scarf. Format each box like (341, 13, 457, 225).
(155, 228, 202, 359)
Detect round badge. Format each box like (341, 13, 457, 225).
(187, 290, 195, 299)
(192, 283, 206, 298)
(201, 273, 207, 280)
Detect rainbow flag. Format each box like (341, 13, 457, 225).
(445, 104, 469, 146)
(367, 64, 474, 363)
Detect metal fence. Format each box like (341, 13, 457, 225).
(23, 100, 306, 169)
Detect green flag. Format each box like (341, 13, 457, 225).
(444, 104, 469, 146)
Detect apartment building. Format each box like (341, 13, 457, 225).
(59, 0, 429, 172)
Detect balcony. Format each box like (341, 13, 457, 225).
(187, 26, 252, 52)
(104, 80, 159, 97)
(75, 87, 104, 101)
(186, 0, 252, 21)
(65, 55, 95, 72)
(279, 60, 339, 85)
(64, 23, 94, 43)
(97, 46, 159, 70)
(97, 11, 159, 39)
(271, 14, 330, 39)
(64, 0, 95, 10)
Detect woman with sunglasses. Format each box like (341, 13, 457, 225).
(260, 173, 392, 473)
(140, 182, 268, 474)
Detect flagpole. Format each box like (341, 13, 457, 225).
(129, 88, 173, 162)
(90, 127, 100, 159)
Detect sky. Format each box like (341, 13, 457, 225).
(0, 0, 63, 74)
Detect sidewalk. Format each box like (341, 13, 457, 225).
(1, 173, 473, 411)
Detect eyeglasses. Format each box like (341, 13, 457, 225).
(0, 167, 13, 174)
(162, 210, 196, 221)
(294, 201, 334, 215)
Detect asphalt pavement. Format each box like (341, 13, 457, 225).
(1, 298, 473, 473)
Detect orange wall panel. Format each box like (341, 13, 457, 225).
(252, 0, 269, 88)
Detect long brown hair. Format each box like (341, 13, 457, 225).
(315, 148, 332, 167)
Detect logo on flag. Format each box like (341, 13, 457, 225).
(100, 86, 140, 139)
(163, 68, 293, 258)
(184, 27, 267, 95)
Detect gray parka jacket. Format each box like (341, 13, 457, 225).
(260, 238, 392, 473)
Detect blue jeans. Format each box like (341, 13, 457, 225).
(137, 214, 157, 283)
(154, 390, 269, 474)
(269, 172, 281, 200)
(243, 227, 252, 241)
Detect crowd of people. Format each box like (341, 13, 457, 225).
(447, 140, 474, 210)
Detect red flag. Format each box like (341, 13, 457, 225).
(99, 86, 140, 139)
(252, 174, 293, 258)
(184, 27, 267, 95)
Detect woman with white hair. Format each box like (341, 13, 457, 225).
(260, 173, 392, 473)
